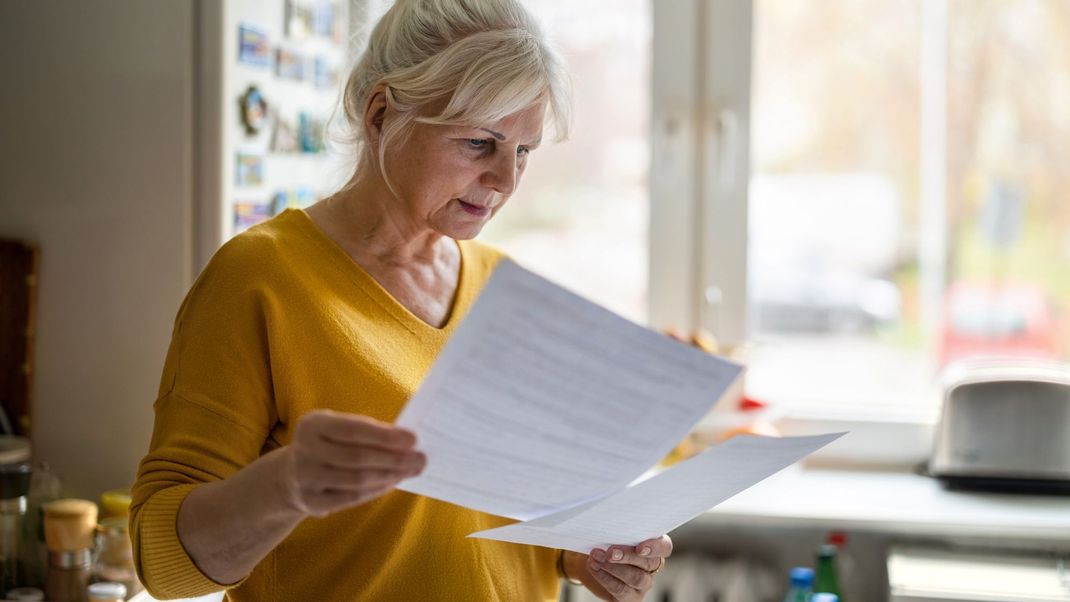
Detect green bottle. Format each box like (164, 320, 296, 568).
(814, 543, 841, 599)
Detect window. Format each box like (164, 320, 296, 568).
(650, 0, 1070, 424)
(479, 0, 652, 324)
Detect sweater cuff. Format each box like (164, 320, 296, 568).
(136, 484, 248, 597)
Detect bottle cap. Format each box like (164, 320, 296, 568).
(789, 566, 814, 585)
(812, 594, 839, 602)
(818, 543, 838, 557)
(99, 487, 132, 519)
(87, 582, 127, 599)
(827, 531, 847, 547)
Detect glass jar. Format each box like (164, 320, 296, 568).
(93, 517, 139, 597)
(0, 436, 33, 592)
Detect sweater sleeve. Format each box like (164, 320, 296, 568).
(130, 237, 279, 599)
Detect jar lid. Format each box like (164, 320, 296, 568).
(5, 587, 45, 600)
(87, 582, 127, 599)
(99, 487, 132, 518)
(0, 436, 31, 464)
(43, 498, 96, 518)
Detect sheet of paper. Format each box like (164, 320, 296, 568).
(396, 259, 743, 520)
(468, 433, 845, 553)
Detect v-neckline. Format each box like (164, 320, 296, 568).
(289, 208, 469, 336)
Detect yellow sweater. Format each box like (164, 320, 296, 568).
(130, 209, 560, 601)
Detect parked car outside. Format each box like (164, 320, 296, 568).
(937, 280, 1060, 368)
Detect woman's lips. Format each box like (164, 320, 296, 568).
(457, 199, 490, 217)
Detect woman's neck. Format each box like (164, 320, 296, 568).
(314, 173, 450, 269)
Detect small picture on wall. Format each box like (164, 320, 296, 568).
(238, 25, 271, 67)
(276, 48, 305, 81)
(235, 152, 265, 187)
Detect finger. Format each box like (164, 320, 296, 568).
(588, 552, 640, 600)
(302, 482, 397, 517)
(635, 535, 673, 559)
(598, 559, 652, 591)
(604, 544, 662, 573)
(665, 328, 688, 343)
(302, 410, 417, 450)
(300, 464, 412, 494)
(307, 439, 426, 473)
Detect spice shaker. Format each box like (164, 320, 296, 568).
(42, 499, 97, 602)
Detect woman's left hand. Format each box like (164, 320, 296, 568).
(571, 535, 672, 601)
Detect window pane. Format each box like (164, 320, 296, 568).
(478, 1, 651, 323)
(746, 0, 1070, 413)
(941, 0, 1070, 368)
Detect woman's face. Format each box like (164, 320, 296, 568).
(381, 102, 545, 241)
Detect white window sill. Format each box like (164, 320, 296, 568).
(697, 464, 1070, 541)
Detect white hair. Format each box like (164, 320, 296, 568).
(337, 0, 571, 188)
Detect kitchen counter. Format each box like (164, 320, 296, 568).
(697, 464, 1070, 541)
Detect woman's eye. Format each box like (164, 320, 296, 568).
(466, 139, 490, 149)
(517, 146, 530, 157)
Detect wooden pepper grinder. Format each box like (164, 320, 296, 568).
(42, 499, 97, 602)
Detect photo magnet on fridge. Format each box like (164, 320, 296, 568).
(276, 48, 306, 81)
(239, 85, 269, 136)
(270, 114, 299, 153)
(313, 56, 337, 89)
(238, 25, 271, 67)
(235, 152, 265, 188)
(234, 200, 273, 233)
(284, 0, 313, 39)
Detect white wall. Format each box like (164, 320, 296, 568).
(0, 1, 195, 498)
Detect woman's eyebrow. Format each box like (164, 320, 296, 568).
(477, 127, 540, 146)
(477, 127, 507, 141)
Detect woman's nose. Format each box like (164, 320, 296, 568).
(482, 151, 518, 195)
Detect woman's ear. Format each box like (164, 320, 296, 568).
(363, 84, 389, 150)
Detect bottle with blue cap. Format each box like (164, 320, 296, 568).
(812, 594, 839, 602)
(782, 566, 814, 602)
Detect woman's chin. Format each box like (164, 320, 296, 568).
(437, 220, 486, 241)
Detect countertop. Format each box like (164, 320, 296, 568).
(697, 464, 1070, 541)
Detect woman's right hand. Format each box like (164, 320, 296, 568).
(173, 409, 424, 585)
(276, 409, 426, 518)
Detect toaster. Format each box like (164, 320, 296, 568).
(929, 361, 1070, 494)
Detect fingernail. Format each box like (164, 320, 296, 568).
(639, 547, 651, 556)
(592, 549, 606, 562)
(611, 550, 623, 561)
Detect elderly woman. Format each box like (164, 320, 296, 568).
(130, 0, 670, 600)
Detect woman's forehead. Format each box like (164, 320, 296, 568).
(473, 103, 547, 142)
